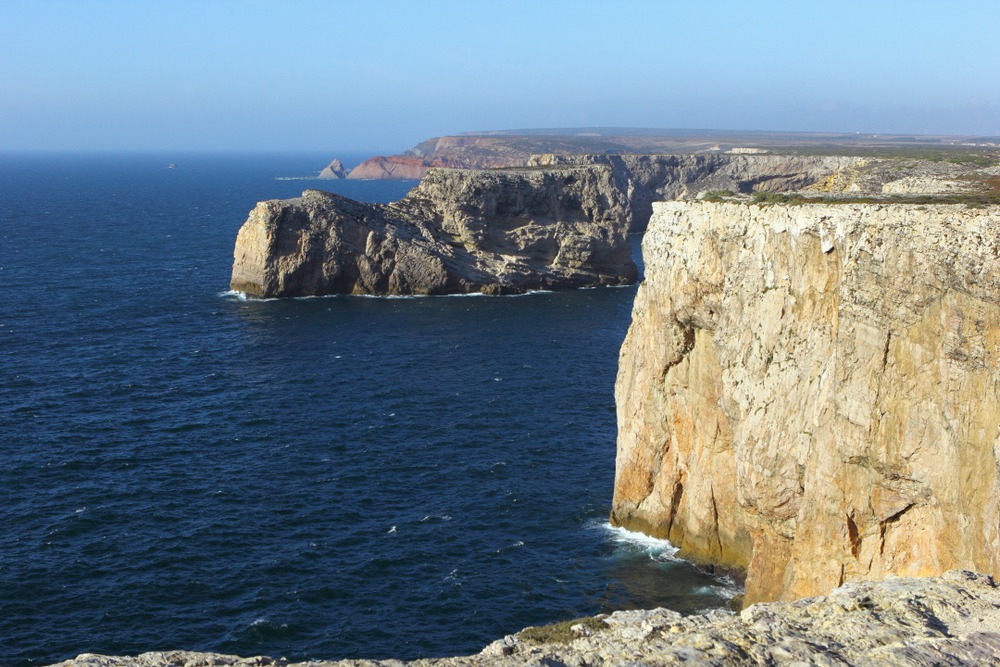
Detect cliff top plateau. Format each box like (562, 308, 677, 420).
(48, 571, 1000, 666)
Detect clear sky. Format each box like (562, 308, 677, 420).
(2, 0, 998, 153)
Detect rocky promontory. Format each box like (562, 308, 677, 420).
(612, 198, 1000, 604)
(48, 570, 1000, 666)
(230, 165, 637, 297)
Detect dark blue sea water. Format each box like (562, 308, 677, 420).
(0, 153, 734, 666)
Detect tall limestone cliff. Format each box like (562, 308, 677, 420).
(611, 200, 1000, 604)
(230, 165, 637, 297)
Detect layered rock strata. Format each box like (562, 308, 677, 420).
(230, 166, 637, 297)
(49, 571, 1000, 666)
(611, 200, 1000, 604)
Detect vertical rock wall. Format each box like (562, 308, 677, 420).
(612, 201, 1000, 603)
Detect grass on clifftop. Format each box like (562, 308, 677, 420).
(770, 145, 1000, 163)
(700, 175, 1000, 208)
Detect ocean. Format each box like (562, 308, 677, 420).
(0, 152, 735, 666)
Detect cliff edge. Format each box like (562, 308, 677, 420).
(612, 200, 1000, 604)
(230, 165, 637, 297)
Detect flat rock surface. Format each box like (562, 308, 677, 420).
(50, 571, 1000, 666)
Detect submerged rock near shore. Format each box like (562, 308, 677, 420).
(612, 199, 1000, 604)
(230, 165, 637, 297)
(49, 571, 1000, 666)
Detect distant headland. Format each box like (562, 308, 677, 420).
(328, 127, 1000, 181)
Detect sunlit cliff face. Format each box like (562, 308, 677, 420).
(613, 201, 1000, 604)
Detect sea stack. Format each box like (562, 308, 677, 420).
(318, 159, 348, 179)
(611, 200, 1000, 605)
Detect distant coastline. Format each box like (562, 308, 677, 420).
(326, 127, 999, 181)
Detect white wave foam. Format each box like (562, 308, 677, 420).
(595, 521, 680, 560)
(495, 540, 525, 554)
(219, 286, 622, 302)
(692, 574, 743, 600)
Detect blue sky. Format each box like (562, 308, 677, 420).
(2, 0, 998, 152)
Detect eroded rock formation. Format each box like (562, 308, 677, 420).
(230, 165, 637, 297)
(47, 571, 1000, 666)
(612, 200, 1000, 604)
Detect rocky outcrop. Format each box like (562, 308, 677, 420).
(318, 159, 348, 179)
(230, 166, 637, 297)
(528, 154, 866, 231)
(611, 200, 1000, 604)
(47, 571, 1000, 666)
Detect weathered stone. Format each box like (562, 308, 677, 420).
(230, 166, 637, 297)
(48, 571, 1000, 666)
(612, 200, 1000, 604)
